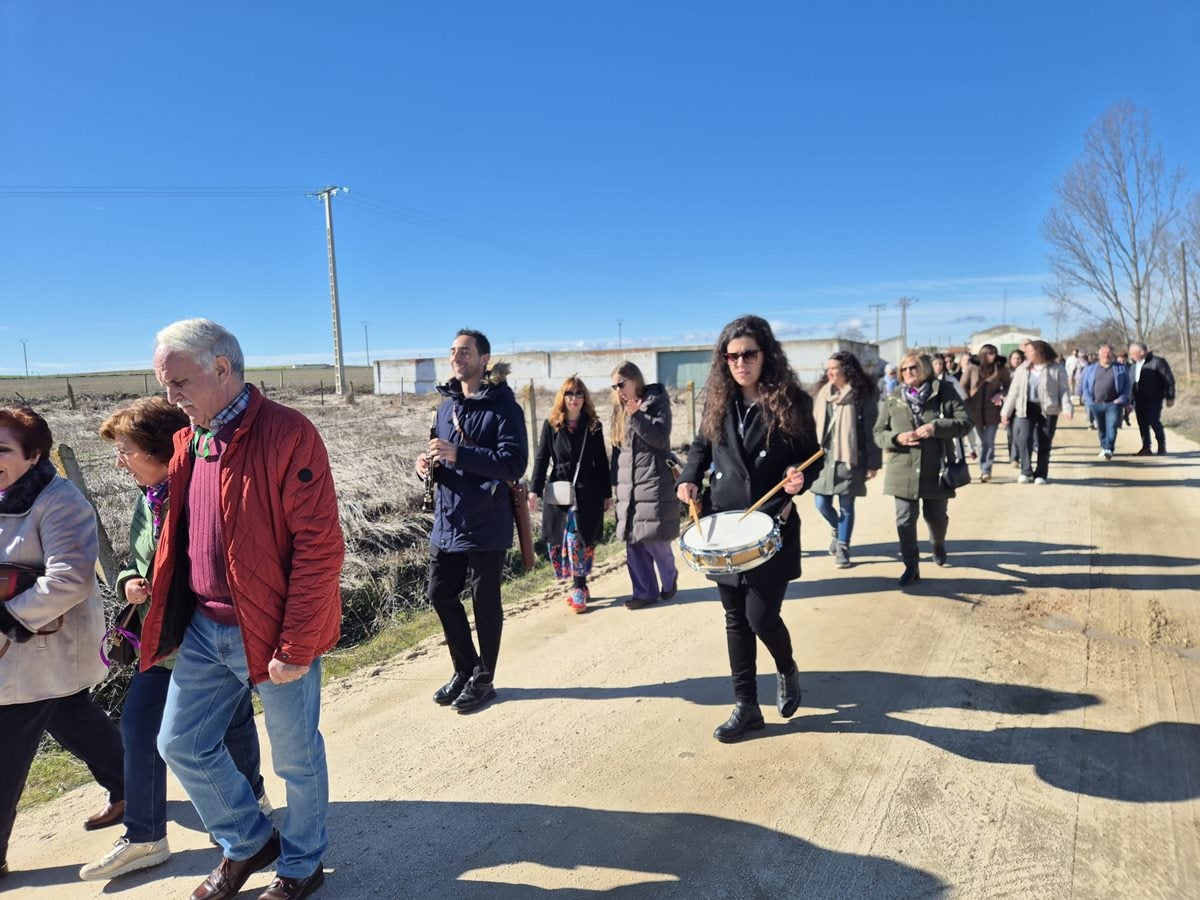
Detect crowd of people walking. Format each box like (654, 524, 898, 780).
(0, 316, 1181, 895)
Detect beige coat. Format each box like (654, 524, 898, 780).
(0, 476, 108, 705)
(1001, 361, 1073, 421)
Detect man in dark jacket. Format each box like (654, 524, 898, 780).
(416, 329, 528, 713)
(1128, 342, 1176, 455)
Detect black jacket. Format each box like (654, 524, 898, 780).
(679, 394, 821, 586)
(530, 415, 611, 546)
(1133, 353, 1176, 405)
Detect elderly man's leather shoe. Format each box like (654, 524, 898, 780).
(191, 831, 280, 900)
(713, 703, 765, 743)
(257, 864, 325, 900)
(83, 799, 125, 831)
(433, 672, 471, 706)
(451, 673, 496, 713)
(898, 564, 921, 587)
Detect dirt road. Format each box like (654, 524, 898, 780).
(7, 418, 1200, 899)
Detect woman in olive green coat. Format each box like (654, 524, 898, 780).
(874, 353, 972, 587)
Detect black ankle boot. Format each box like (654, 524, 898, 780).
(777, 666, 802, 718)
(898, 564, 921, 587)
(713, 703, 765, 743)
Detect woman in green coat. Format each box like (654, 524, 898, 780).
(874, 353, 972, 587)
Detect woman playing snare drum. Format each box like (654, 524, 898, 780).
(677, 316, 821, 743)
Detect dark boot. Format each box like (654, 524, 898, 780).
(931, 543, 947, 567)
(834, 542, 850, 568)
(899, 564, 921, 587)
(713, 703, 765, 743)
(777, 666, 802, 718)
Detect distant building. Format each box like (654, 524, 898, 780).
(967, 324, 1042, 357)
(375, 338, 880, 395)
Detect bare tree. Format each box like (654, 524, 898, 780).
(1042, 101, 1184, 344)
(1044, 277, 1076, 344)
(1162, 193, 1200, 374)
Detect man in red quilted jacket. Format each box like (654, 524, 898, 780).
(143, 319, 342, 900)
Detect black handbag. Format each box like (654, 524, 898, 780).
(102, 602, 142, 667)
(939, 435, 971, 491)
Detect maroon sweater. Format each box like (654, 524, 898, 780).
(188, 418, 242, 626)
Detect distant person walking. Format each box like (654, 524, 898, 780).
(1128, 342, 1176, 455)
(418, 329, 529, 713)
(1079, 344, 1130, 461)
(810, 351, 881, 568)
(1004, 348, 1025, 466)
(875, 354, 972, 586)
(528, 377, 612, 613)
(676, 315, 821, 741)
(1001, 339, 1073, 484)
(611, 361, 679, 609)
(959, 344, 1011, 482)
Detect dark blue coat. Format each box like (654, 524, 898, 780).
(430, 372, 529, 553)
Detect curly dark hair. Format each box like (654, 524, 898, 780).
(817, 351, 878, 400)
(700, 315, 814, 444)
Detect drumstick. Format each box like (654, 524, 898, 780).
(738, 449, 825, 522)
(686, 497, 702, 529)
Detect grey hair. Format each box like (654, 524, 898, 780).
(1099, 343, 1114, 352)
(154, 318, 245, 377)
(1130, 341, 1149, 353)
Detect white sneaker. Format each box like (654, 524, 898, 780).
(79, 837, 170, 881)
(1034, 477, 1048, 485)
(1104, 451, 1112, 460)
(1097, 450, 1108, 459)
(1017, 474, 1032, 484)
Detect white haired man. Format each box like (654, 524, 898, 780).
(141, 319, 343, 900)
(1129, 342, 1176, 455)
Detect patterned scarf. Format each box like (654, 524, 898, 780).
(904, 381, 934, 429)
(144, 479, 169, 541)
(0, 458, 57, 515)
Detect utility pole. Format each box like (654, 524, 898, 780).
(362, 321, 371, 367)
(897, 296, 917, 350)
(309, 185, 349, 396)
(617, 320, 624, 352)
(20, 339, 29, 377)
(1183, 242, 1193, 380)
(868, 304, 886, 345)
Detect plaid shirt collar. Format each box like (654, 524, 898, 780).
(196, 384, 251, 435)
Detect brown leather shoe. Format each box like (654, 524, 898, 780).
(83, 799, 125, 831)
(190, 832, 281, 900)
(257, 865, 325, 900)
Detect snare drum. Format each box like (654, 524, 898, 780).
(679, 510, 781, 575)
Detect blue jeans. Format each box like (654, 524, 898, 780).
(159, 614, 329, 877)
(121, 663, 264, 843)
(626, 541, 678, 600)
(1089, 401, 1122, 453)
(813, 493, 856, 544)
(976, 424, 999, 475)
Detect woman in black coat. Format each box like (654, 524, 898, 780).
(677, 316, 822, 743)
(528, 377, 612, 613)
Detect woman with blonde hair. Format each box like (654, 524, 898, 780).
(528, 377, 612, 613)
(875, 353, 972, 586)
(611, 361, 679, 609)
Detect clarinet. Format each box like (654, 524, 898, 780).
(422, 411, 438, 514)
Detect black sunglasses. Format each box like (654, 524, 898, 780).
(724, 349, 761, 364)
(564, 390, 585, 399)
(611, 379, 629, 391)
(900, 365, 920, 373)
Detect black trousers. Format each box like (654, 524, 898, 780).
(1136, 399, 1166, 450)
(717, 581, 794, 705)
(1014, 407, 1058, 479)
(0, 688, 124, 863)
(895, 497, 949, 567)
(428, 548, 506, 679)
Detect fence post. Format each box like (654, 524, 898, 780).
(143, 373, 150, 395)
(278, 369, 285, 390)
(319, 380, 325, 406)
(526, 381, 538, 479)
(347, 380, 356, 406)
(66, 378, 77, 411)
(54, 444, 118, 588)
(686, 380, 696, 438)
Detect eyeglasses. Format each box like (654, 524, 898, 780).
(611, 380, 629, 391)
(900, 365, 920, 374)
(724, 349, 761, 364)
(113, 446, 140, 460)
(564, 391, 584, 399)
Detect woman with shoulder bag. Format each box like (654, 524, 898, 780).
(528, 377, 612, 613)
(611, 362, 679, 610)
(810, 351, 881, 569)
(677, 316, 822, 742)
(79, 398, 269, 882)
(874, 354, 972, 587)
(0, 407, 124, 880)
(1001, 340, 1073, 485)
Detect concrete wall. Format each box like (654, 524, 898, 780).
(374, 339, 881, 395)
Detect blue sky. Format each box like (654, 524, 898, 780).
(2, 1, 1197, 373)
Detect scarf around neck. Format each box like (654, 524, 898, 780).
(815, 382, 858, 466)
(904, 381, 934, 429)
(0, 457, 57, 515)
